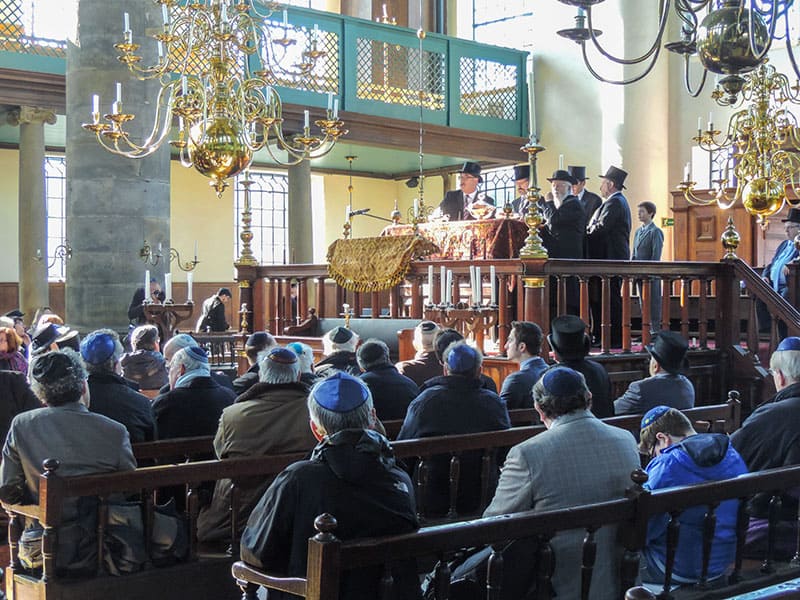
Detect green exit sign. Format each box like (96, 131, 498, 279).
(661, 217, 675, 227)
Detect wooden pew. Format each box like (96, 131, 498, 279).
(230, 463, 800, 600)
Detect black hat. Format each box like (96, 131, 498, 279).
(599, 166, 628, 190)
(513, 165, 530, 182)
(31, 323, 70, 356)
(547, 170, 577, 185)
(419, 321, 438, 332)
(645, 331, 689, 375)
(548, 315, 591, 361)
(458, 161, 483, 183)
(568, 166, 587, 181)
(782, 208, 800, 223)
(329, 326, 354, 344)
(4, 309, 24, 319)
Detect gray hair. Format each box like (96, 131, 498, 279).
(288, 342, 315, 374)
(771, 349, 800, 383)
(307, 380, 374, 435)
(356, 339, 391, 371)
(163, 334, 198, 363)
(130, 324, 159, 351)
(30, 348, 87, 407)
(414, 322, 439, 351)
(84, 328, 125, 374)
(171, 346, 210, 376)
(259, 352, 301, 384)
(533, 370, 591, 420)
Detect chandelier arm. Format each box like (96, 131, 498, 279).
(585, 0, 670, 66)
(580, 40, 663, 85)
(747, 0, 780, 64)
(683, 54, 708, 97)
(783, 20, 800, 83)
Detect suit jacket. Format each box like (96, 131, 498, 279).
(613, 372, 695, 415)
(500, 356, 548, 411)
(558, 357, 613, 418)
(152, 376, 236, 439)
(580, 190, 602, 222)
(484, 410, 640, 600)
(762, 239, 800, 293)
(586, 191, 632, 260)
(437, 190, 495, 221)
(539, 196, 586, 259)
(632, 222, 664, 261)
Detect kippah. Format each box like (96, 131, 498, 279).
(80, 331, 116, 365)
(330, 326, 354, 344)
(267, 347, 297, 364)
(287, 341, 306, 356)
(32, 351, 74, 384)
(246, 332, 271, 348)
(313, 372, 369, 412)
(419, 321, 437, 332)
(776, 337, 800, 352)
(185, 345, 209, 363)
(447, 344, 478, 373)
(641, 405, 672, 431)
(542, 367, 583, 396)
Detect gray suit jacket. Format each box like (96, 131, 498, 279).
(484, 410, 640, 600)
(613, 372, 695, 416)
(632, 222, 664, 261)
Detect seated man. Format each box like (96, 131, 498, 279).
(153, 346, 235, 439)
(232, 331, 277, 395)
(240, 372, 420, 600)
(396, 320, 441, 387)
(315, 326, 361, 377)
(121, 324, 168, 390)
(398, 342, 510, 516)
(161, 333, 233, 392)
(287, 341, 321, 388)
(357, 339, 419, 421)
(500, 321, 548, 411)
(0, 349, 136, 573)
(731, 336, 800, 558)
(484, 367, 640, 599)
(436, 161, 495, 221)
(198, 347, 317, 543)
(614, 331, 695, 415)
(638, 406, 747, 586)
(548, 315, 613, 418)
(81, 329, 157, 443)
(425, 328, 497, 393)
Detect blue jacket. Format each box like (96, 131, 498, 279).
(643, 433, 748, 582)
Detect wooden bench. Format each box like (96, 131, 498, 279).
(230, 462, 800, 600)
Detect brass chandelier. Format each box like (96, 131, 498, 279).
(678, 61, 800, 221)
(82, 0, 346, 197)
(556, 0, 797, 96)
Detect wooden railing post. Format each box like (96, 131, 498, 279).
(305, 514, 341, 600)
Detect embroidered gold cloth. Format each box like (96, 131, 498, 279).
(382, 219, 529, 260)
(327, 235, 439, 292)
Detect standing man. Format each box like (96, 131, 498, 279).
(587, 166, 632, 348)
(128, 278, 165, 325)
(568, 165, 602, 221)
(757, 208, 800, 337)
(196, 287, 232, 332)
(511, 164, 530, 214)
(500, 321, 548, 411)
(632, 201, 665, 333)
(436, 161, 495, 221)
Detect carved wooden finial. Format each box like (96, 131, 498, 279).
(630, 468, 649, 488)
(42, 458, 60, 474)
(728, 389, 740, 402)
(313, 513, 338, 542)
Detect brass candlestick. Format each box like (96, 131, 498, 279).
(236, 172, 258, 266)
(518, 140, 549, 259)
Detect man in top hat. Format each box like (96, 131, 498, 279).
(241, 372, 420, 600)
(511, 164, 530, 214)
(316, 326, 361, 377)
(568, 165, 602, 221)
(587, 165, 632, 347)
(233, 331, 277, 395)
(613, 331, 695, 415)
(731, 337, 800, 558)
(484, 366, 639, 599)
(541, 169, 586, 315)
(548, 315, 613, 418)
(756, 208, 800, 337)
(396, 320, 441, 387)
(436, 161, 495, 221)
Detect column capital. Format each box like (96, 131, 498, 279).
(7, 106, 57, 127)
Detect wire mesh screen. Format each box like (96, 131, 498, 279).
(234, 171, 289, 265)
(355, 37, 445, 109)
(0, 0, 66, 57)
(459, 56, 517, 119)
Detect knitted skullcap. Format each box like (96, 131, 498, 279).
(266, 347, 297, 364)
(640, 405, 672, 431)
(776, 337, 800, 352)
(541, 367, 583, 397)
(80, 331, 116, 365)
(312, 372, 369, 412)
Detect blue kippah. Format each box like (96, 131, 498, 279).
(267, 347, 297, 364)
(641, 405, 672, 430)
(287, 341, 305, 356)
(185, 345, 208, 363)
(80, 331, 116, 364)
(542, 367, 583, 396)
(776, 337, 800, 352)
(447, 344, 478, 373)
(313, 372, 369, 412)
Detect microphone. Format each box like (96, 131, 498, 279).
(349, 208, 371, 217)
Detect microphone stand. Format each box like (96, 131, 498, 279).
(350, 212, 395, 223)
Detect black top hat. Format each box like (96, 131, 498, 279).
(458, 161, 483, 183)
(645, 331, 689, 375)
(31, 323, 74, 356)
(513, 164, 530, 182)
(548, 315, 591, 361)
(546, 170, 577, 185)
(599, 166, 628, 190)
(568, 165, 587, 181)
(782, 208, 800, 223)
(4, 309, 23, 319)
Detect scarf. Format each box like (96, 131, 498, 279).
(0, 350, 28, 374)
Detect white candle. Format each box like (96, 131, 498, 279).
(162, 4, 169, 25)
(469, 266, 476, 303)
(345, 203, 351, 222)
(181, 76, 188, 96)
(186, 271, 193, 303)
(220, 1, 228, 22)
(144, 270, 150, 300)
(115, 82, 122, 104)
(490, 265, 496, 305)
(558, 154, 564, 169)
(708, 112, 713, 130)
(194, 239, 198, 260)
(446, 270, 453, 304)
(475, 266, 482, 304)
(684, 162, 691, 181)
(282, 9, 288, 26)
(333, 98, 339, 119)
(697, 116, 702, 131)
(440, 266, 446, 303)
(382, 3, 388, 17)
(157, 41, 164, 59)
(527, 70, 536, 139)
(413, 198, 419, 218)
(164, 273, 172, 301)
(427, 266, 433, 302)
(327, 92, 333, 111)
(123, 12, 130, 33)
(92, 94, 99, 115)
(304, 110, 310, 130)
(178, 116, 184, 131)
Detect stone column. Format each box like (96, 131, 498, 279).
(287, 161, 313, 264)
(66, 0, 170, 331)
(9, 106, 57, 321)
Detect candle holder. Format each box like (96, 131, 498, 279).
(142, 302, 195, 342)
(139, 240, 199, 271)
(342, 303, 353, 328)
(424, 304, 499, 351)
(518, 140, 549, 259)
